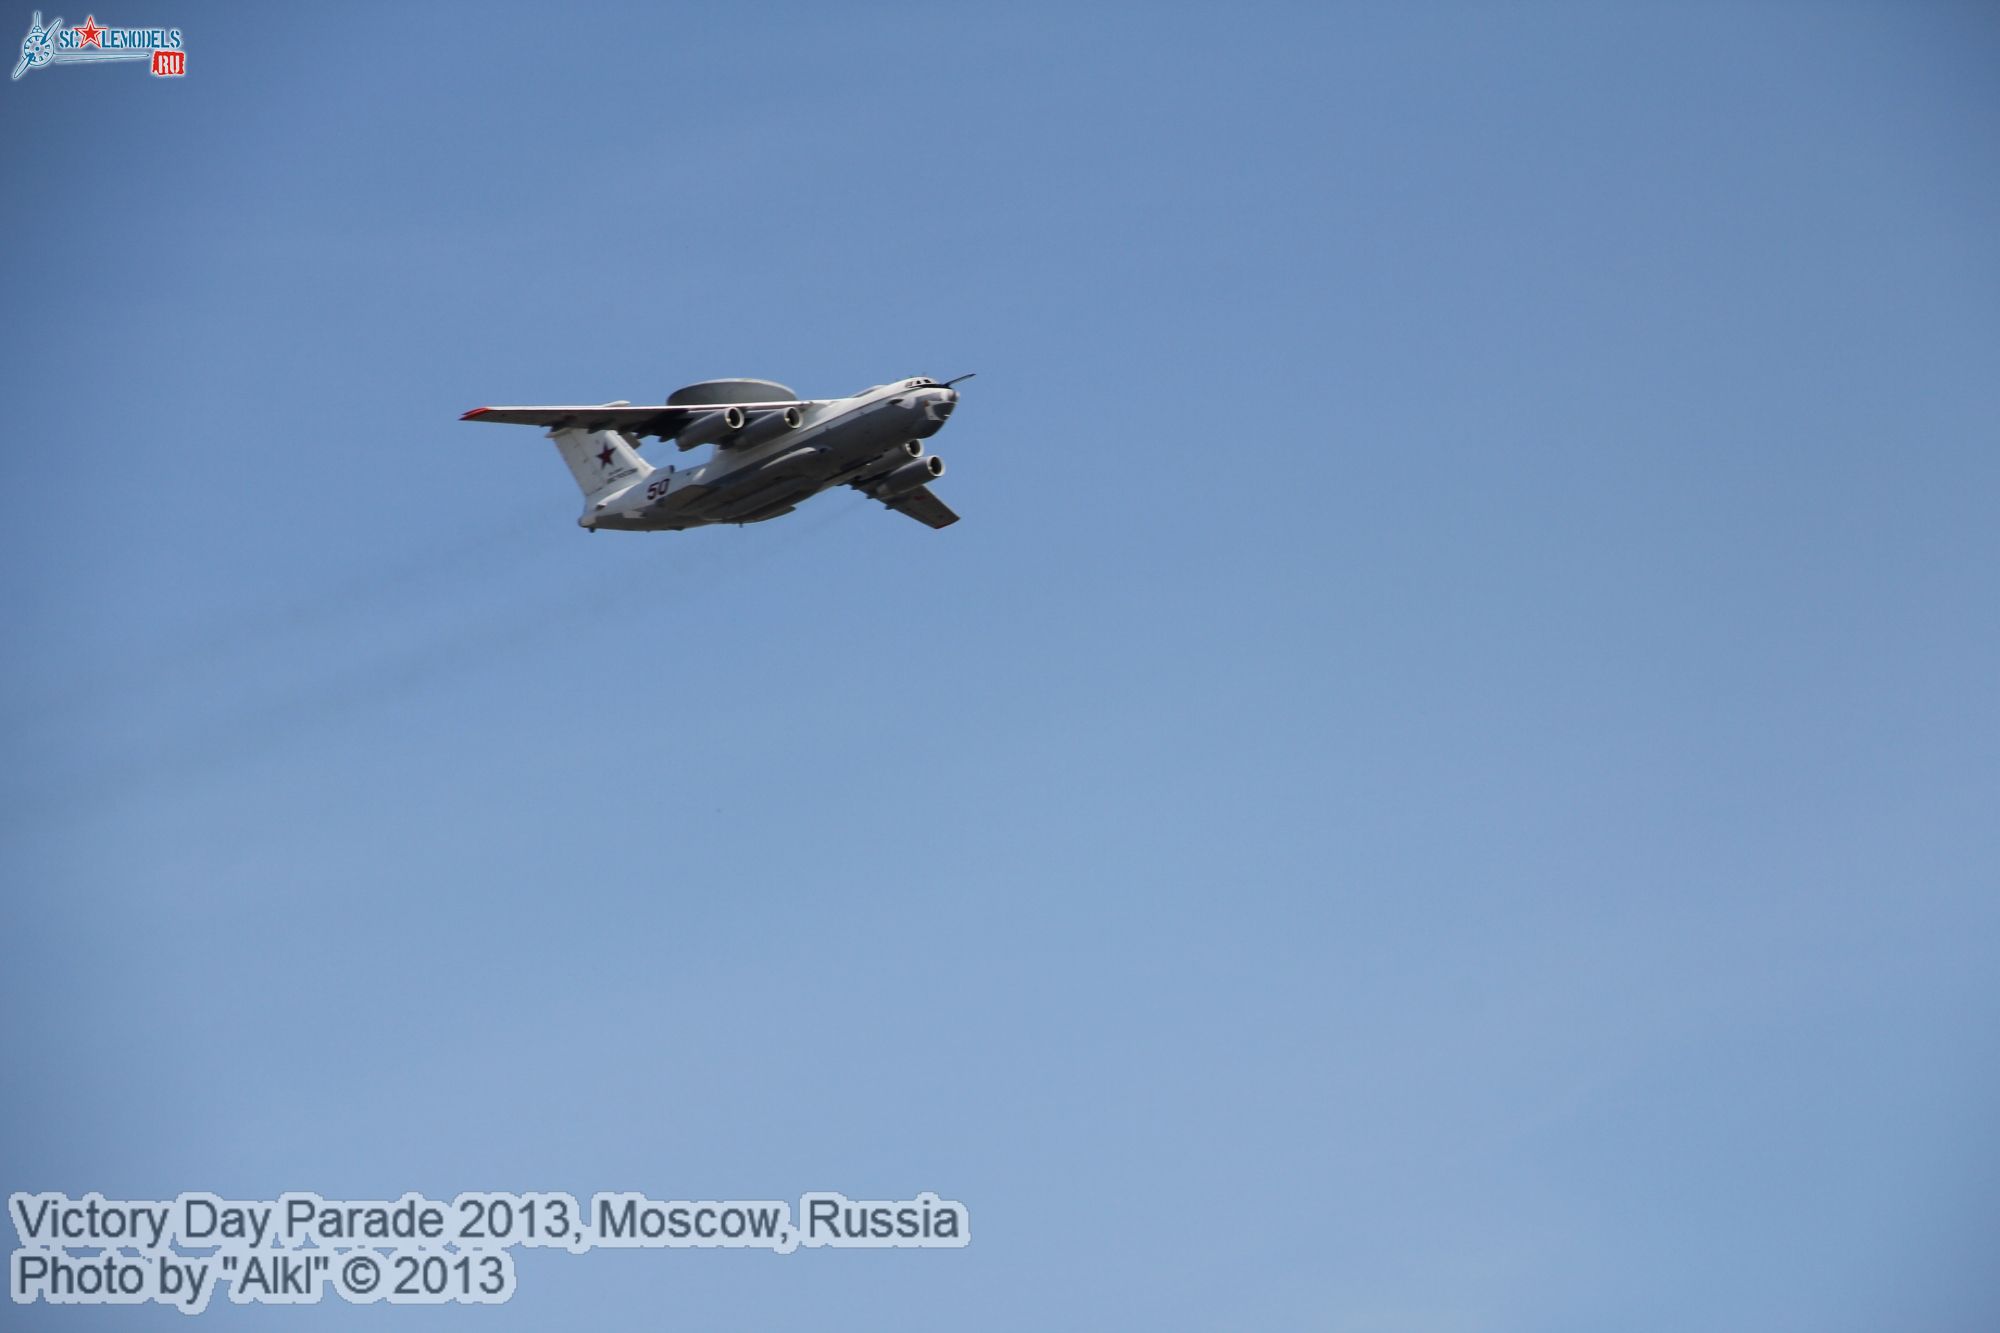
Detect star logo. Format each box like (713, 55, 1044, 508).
(76, 15, 103, 47)
(596, 442, 616, 469)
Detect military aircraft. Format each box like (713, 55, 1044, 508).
(461, 374, 970, 531)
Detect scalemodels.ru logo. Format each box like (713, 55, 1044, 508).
(12, 11, 184, 80)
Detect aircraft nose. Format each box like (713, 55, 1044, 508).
(925, 390, 956, 421)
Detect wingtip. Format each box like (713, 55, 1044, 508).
(460, 407, 489, 421)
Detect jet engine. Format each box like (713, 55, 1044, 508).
(876, 453, 945, 498)
(675, 406, 747, 450)
(730, 406, 805, 448)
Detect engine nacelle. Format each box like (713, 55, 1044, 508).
(730, 405, 805, 448)
(876, 453, 944, 499)
(675, 406, 747, 451)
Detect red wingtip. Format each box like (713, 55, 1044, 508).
(460, 407, 490, 420)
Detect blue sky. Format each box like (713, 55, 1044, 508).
(3, 2, 1997, 1328)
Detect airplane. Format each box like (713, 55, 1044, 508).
(460, 374, 971, 532)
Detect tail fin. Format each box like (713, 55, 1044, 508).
(549, 427, 652, 504)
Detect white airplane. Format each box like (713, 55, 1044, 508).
(461, 375, 970, 531)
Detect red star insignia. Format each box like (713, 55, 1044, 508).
(76, 15, 104, 47)
(596, 442, 616, 468)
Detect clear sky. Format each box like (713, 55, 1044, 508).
(4, 2, 1997, 1328)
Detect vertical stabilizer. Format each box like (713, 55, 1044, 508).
(550, 427, 652, 505)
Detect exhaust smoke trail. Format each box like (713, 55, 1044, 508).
(2, 491, 874, 827)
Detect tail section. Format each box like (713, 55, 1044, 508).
(550, 427, 652, 504)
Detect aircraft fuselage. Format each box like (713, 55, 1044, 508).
(585, 380, 958, 531)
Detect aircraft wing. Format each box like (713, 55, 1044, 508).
(881, 486, 960, 529)
(460, 403, 814, 440)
